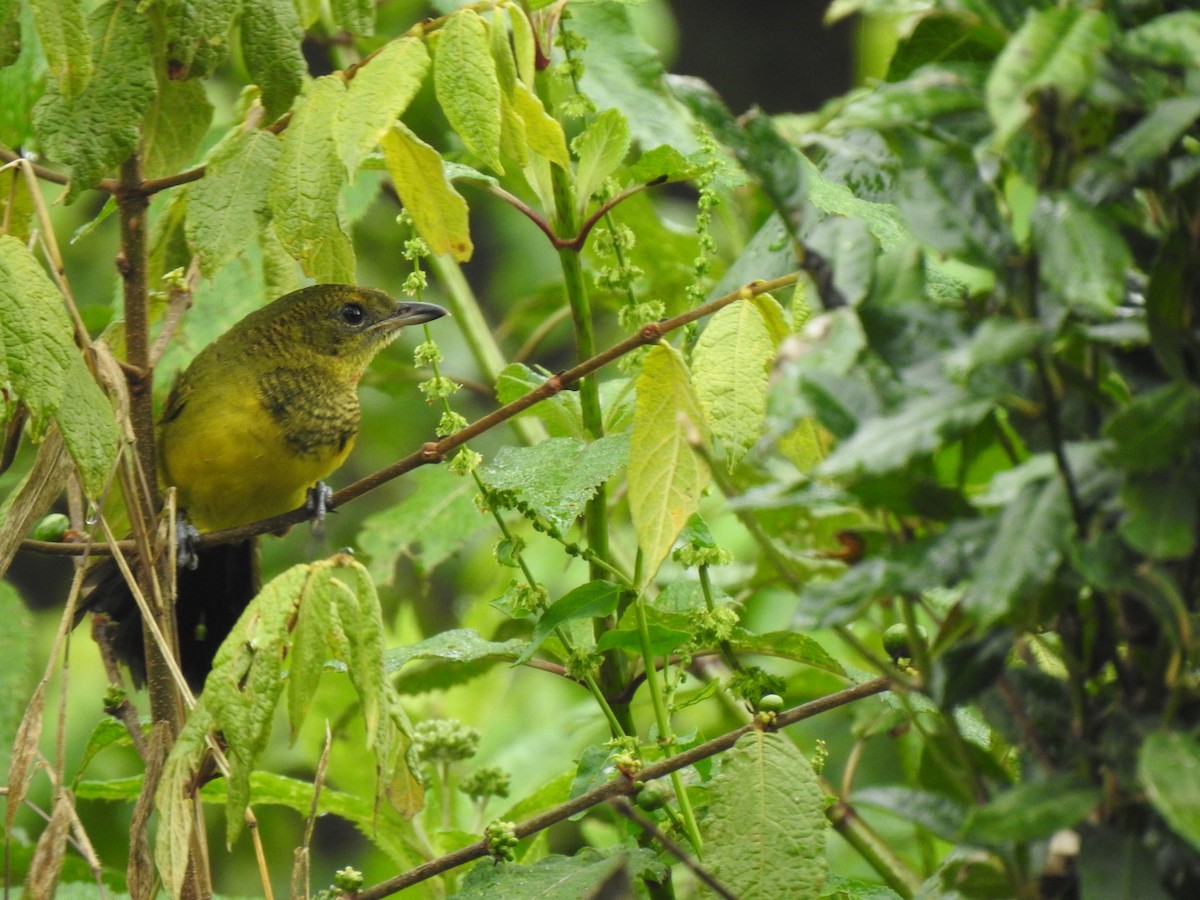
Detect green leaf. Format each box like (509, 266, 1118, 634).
(384, 628, 526, 674)
(1105, 383, 1200, 473)
(728, 629, 846, 677)
(826, 68, 983, 134)
(703, 731, 827, 898)
(572, 3, 698, 154)
(886, 14, 1004, 81)
(358, 463, 483, 585)
(478, 434, 629, 533)
(141, 76, 213, 181)
(516, 581, 633, 665)
(1140, 731, 1200, 854)
(852, 787, 967, 841)
(30, 0, 91, 99)
(628, 145, 703, 185)
(0, 582, 32, 779)
(73, 718, 138, 785)
(32, 0, 156, 201)
(1031, 195, 1130, 319)
(572, 107, 630, 214)
(628, 343, 711, 575)
(985, 7, 1110, 150)
(240, 0, 305, 121)
(0, 8, 39, 147)
(455, 848, 664, 899)
(270, 76, 355, 282)
(966, 476, 1073, 624)
(330, 0, 374, 36)
(964, 776, 1099, 844)
(693, 298, 775, 468)
(156, 556, 421, 888)
(335, 37, 429, 178)
(187, 125, 282, 278)
(512, 82, 569, 170)
(165, 0, 239, 79)
(594, 623, 691, 657)
(1123, 11, 1200, 67)
(896, 141, 1009, 271)
(434, 9, 503, 173)
(0, 237, 119, 495)
(820, 389, 994, 479)
(1118, 467, 1200, 560)
(495, 363, 583, 438)
(380, 123, 474, 262)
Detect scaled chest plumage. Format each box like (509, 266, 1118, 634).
(158, 351, 360, 533)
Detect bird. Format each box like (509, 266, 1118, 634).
(83, 284, 447, 688)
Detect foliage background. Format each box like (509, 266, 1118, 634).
(3, 0, 1200, 898)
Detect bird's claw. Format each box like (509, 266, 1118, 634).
(176, 518, 201, 571)
(305, 482, 334, 539)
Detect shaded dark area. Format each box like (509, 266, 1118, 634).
(668, 1, 855, 114)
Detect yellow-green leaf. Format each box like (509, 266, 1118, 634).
(240, 0, 305, 121)
(270, 76, 356, 282)
(693, 298, 776, 468)
(434, 9, 503, 173)
(508, 5, 536, 86)
(628, 343, 711, 577)
(513, 82, 569, 169)
(335, 36, 430, 178)
(188, 125, 282, 277)
(30, 0, 91, 99)
(381, 123, 474, 262)
(0, 236, 118, 496)
(32, 0, 156, 201)
(703, 732, 828, 898)
(572, 107, 630, 214)
(141, 76, 213, 181)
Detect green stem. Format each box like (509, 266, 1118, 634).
(634, 595, 703, 853)
(698, 565, 742, 672)
(826, 795, 921, 898)
(426, 252, 544, 447)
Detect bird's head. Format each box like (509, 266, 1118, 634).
(257, 284, 448, 370)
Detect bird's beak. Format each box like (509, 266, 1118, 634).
(378, 300, 449, 330)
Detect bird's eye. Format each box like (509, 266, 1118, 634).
(339, 303, 366, 326)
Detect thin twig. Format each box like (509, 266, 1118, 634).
(19, 273, 801, 558)
(610, 798, 737, 900)
(354, 677, 890, 899)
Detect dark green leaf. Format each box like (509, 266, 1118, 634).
(966, 476, 1073, 624)
(964, 776, 1099, 844)
(1140, 731, 1200, 854)
(985, 7, 1110, 149)
(1105, 383, 1200, 472)
(516, 581, 633, 664)
(928, 628, 1013, 709)
(852, 786, 968, 840)
(1031, 195, 1130, 319)
(1119, 467, 1200, 560)
(455, 848, 665, 899)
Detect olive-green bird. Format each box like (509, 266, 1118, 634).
(85, 284, 447, 687)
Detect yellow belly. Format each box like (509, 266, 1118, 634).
(159, 385, 354, 533)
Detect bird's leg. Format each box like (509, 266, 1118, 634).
(305, 481, 334, 539)
(176, 516, 202, 571)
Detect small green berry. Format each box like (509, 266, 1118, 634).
(30, 513, 71, 542)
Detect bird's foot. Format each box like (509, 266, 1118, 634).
(176, 518, 201, 571)
(305, 482, 334, 539)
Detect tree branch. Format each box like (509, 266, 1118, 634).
(18, 272, 801, 558)
(354, 677, 891, 899)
